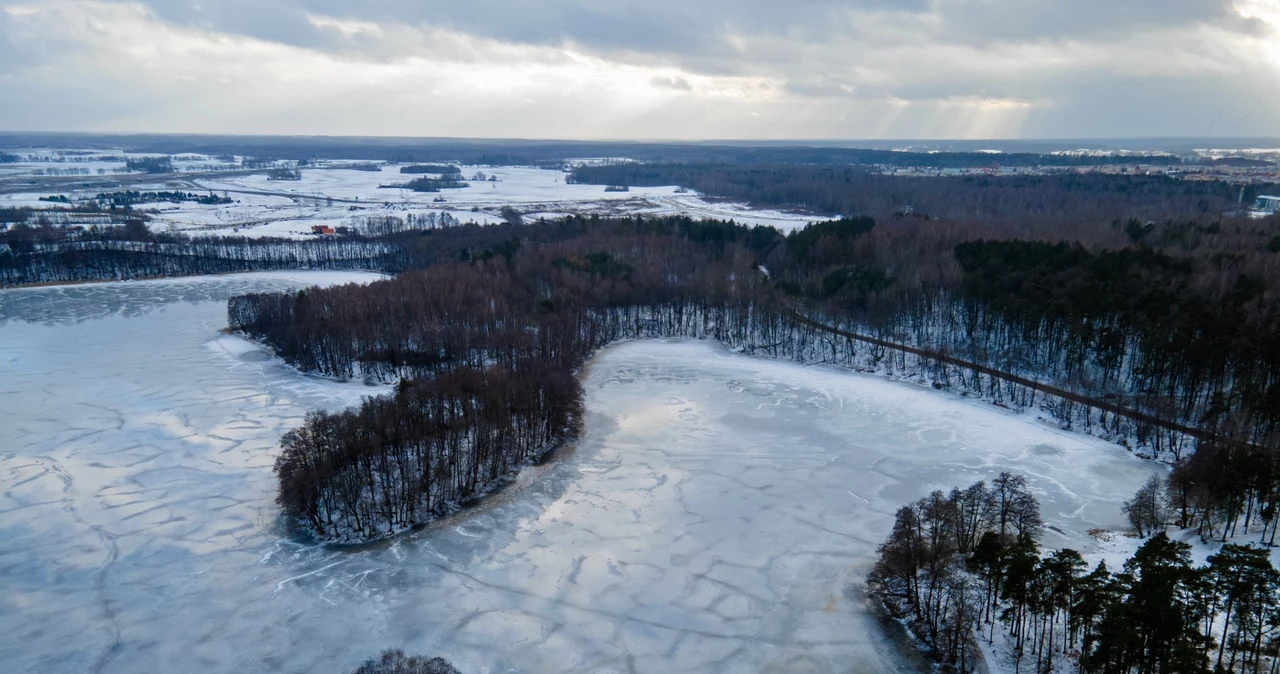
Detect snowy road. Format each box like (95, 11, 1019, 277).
(0, 275, 1163, 673)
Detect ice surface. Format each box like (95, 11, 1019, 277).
(0, 271, 387, 323)
(0, 277, 1164, 674)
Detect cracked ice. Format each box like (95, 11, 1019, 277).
(0, 274, 1164, 673)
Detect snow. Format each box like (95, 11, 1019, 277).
(1, 158, 819, 239)
(0, 150, 238, 180)
(973, 523, 1280, 674)
(0, 277, 1165, 673)
(166, 164, 816, 236)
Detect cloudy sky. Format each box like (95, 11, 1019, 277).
(1, 0, 1278, 140)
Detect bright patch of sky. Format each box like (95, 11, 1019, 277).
(0, 0, 1277, 139)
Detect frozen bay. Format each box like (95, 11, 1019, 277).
(0, 274, 1164, 673)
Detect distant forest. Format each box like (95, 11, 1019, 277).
(0, 132, 1214, 168)
(92, 190, 232, 206)
(397, 176, 469, 192)
(571, 163, 1279, 223)
(400, 164, 462, 175)
(124, 156, 174, 174)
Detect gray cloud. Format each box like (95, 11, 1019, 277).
(103, 0, 933, 62)
(651, 75, 693, 91)
(104, 0, 1256, 58)
(933, 0, 1252, 44)
(0, 0, 1276, 139)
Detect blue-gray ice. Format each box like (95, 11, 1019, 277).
(0, 274, 1163, 673)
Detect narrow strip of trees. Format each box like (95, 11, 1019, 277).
(1, 223, 397, 286)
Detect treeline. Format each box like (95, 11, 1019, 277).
(1165, 440, 1280, 546)
(571, 163, 1275, 225)
(389, 177, 469, 192)
(0, 222, 396, 286)
(938, 240, 1280, 447)
(0, 215, 581, 287)
(89, 190, 233, 206)
(268, 168, 302, 181)
(11, 132, 1197, 168)
(125, 156, 173, 174)
(400, 164, 461, 175)
(355, 212, 460, 237)
(227, 218, 791, 381)
(2, 205, 129, 228)
(870, 474, 1280, 673)
(30, 167, 98, 177)
(353, 650, 461, 674)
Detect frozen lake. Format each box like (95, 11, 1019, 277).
(0, 274, 1163, 674)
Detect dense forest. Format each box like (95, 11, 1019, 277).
(398, 176, 469, 192)
(571, 163, 1278, 224)
(870, 474, 1280, 674)
(565, 166, 1280, 454)
(218, 199, 1280, 541)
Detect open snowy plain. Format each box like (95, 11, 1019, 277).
(0, 274, 1164, 673)
(0, 152, 816, 237)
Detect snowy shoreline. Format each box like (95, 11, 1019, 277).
(0, 268, 391, 292)
(251, 314, 1181, 545)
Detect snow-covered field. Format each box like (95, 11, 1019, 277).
(0, 154, 819, 236)
(0, 274, 1168, 674)
(0, 150, 236, 181)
